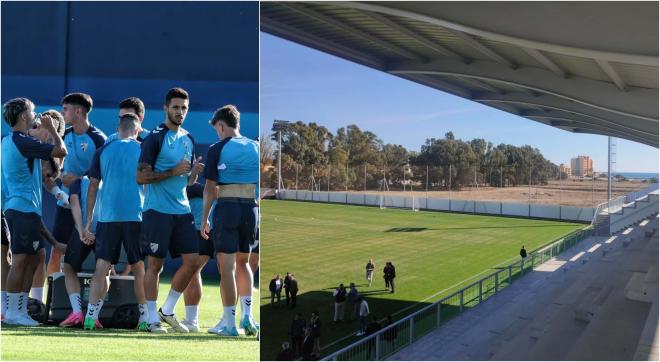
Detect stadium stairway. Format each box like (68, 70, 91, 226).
(388, 216, 659, 361)
(610, 191, 659, 235)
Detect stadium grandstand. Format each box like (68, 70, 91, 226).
(261, 2, 658, 360)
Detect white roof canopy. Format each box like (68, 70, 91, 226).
(261, 1, 659, 147)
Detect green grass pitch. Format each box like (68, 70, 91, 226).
(1, 277, 260, 361)
(259, 199, 585, 359)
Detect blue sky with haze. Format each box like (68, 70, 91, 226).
(261, 33, 658, 173)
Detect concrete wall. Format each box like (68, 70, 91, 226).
(277, 191, 594, 222)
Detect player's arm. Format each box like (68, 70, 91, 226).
(188, 156, 204, 186)
(70, 193, 94, 245)
(136, 161, 190, 185)
(200, 178, 216, 240)
(85, 178, 100, 235)
(39, 218, 66, 254)
(40, 114, 67, 158)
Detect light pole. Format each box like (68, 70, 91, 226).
(272, 120, 290, 192)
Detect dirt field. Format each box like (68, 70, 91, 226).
(359, 179, 654, 207)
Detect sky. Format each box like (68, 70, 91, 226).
(260, 33, 659, 174)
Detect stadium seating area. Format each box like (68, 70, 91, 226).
(388, 215, 658, 361)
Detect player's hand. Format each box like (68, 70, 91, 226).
(172, 159, 192, 176)
(39, 114, 56, 132)
(200, 221, 210, 240)
(56, 190, 70, 207)
(54, 242, 67, 254)
(61, 173, 78, 188)
(82, 230, 96, 245)
(192, 156, 204, 175)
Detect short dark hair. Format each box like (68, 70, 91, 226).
(61, 93, 93, 113)
(42, 109, 65, 137)
(165, 87, 189, 106)
(210, 104, 240, 128)
(3, 97, 34, 127)
(118, 113, 140, 132)
(119, 97, 145, 116)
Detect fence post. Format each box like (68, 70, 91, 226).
(508, 265, 512, 284)
(495, 272, 499, 292)
(436, 302, 441, 328)
(375, 334, 380, 361)
(531, 254, 535, 269)
(460, 289, 464, 312)
(478, 279, 483, 303)
(409, 318, 414, 344)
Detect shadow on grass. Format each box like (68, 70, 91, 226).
(383, 224, 578, 233)
(1, 326, 255, 342)
(385, 227, 429, 233)
(260, 289, 436, 361)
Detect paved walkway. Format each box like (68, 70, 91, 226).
(389, 216, 658, 361)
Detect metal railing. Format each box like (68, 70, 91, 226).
(625, 183, 659, 203)
(322, 227, 593, 361)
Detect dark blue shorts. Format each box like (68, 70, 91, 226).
(63, 228, 94, 272)
(5, 210, 43, 255)
(197, 230, 215, 258)
(212, 198, 257, 254)
(96, 221, 142, 265)
(1, 212, 9, 246)
(53, 206, 75, 245)
(140, 210, 198, 258)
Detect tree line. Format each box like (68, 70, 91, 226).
(261, 122, 560, 191)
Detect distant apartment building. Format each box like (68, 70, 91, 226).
(570, 156, 594, 177)
(559, 163, 572, 177)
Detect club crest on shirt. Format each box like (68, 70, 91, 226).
(218, 163, 227, 170)
(150, 242, 159, 253)
(80, 142, 89, 152)
(33, 241, 39, 251)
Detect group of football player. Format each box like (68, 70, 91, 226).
(1, 88, 259, 337)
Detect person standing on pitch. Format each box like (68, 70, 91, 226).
(388, 262, 396, 293)
(520, 245, 527, 269)
(289, 273, 299, 309)
(105, 97, 151, 144)
(366, 259, 375, 287)
(284, 271, 292, 306)
(181, 167, 216, 333)
(383, 263, 391, 290)
(200, 105, 259, 337)
(333, 283, 347, 322)
(2, 98, 67, 325)
(137, 88, 201, 333)
(269, 274, 283, 307)
(48, 93, 106, 277)
(82, 113, 148, 331)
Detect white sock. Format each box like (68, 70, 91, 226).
(85, 302, 97, 320)
(7, 292, 20, 317)
(161, 289, 182, 316)
(147, 300, 159, 324)
(185, 305, 198, 323)
(20, 292, 28, 316)
(97, 298, 105, 313)
(69, 293, 82, 313)
(138, 303, 148, 323)
(1, 290, 7, 315)
(223, 305, 236, 328)
(240, 296, 253, 318)
(30, 287, 43, 302)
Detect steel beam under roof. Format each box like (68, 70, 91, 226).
(261, 1, 659, 147)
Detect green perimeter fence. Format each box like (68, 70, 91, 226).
(321, 227, 593, 361)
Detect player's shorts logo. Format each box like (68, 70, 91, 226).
(150, 242, 159, 253)
(32, 241, 39, 251)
